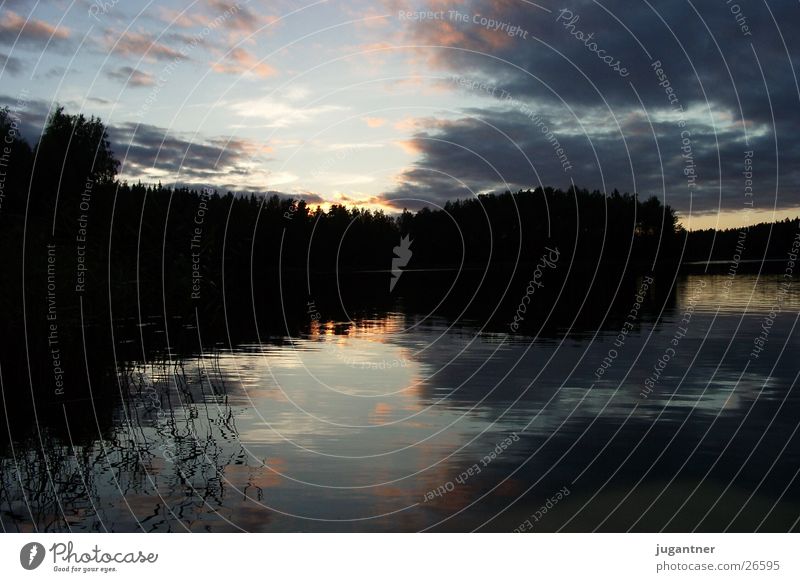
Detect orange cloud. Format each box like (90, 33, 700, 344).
(427, 21, 468, 46)
(392, 0, 533, 70)
(393, 117, 419, 132)
(107, 30, 186, 62)
(0, 10, 69, 45)
(157, 7, 210, 28)
(363, 116, 387, 128)
(395, 139, 422, 155)
(206, 0, 279, 35)
(211, 47, 276, 78)
(394, 116, 447, 132)
(221, 137, 274, 156)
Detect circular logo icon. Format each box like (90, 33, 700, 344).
(20, 542, 46, 570)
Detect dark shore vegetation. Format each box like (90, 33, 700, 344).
(0, 105, 797, 442)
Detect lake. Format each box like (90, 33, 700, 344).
(2, 270, 799, 532)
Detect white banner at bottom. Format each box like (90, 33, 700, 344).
(0, 533, 796, 581)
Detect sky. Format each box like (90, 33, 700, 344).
(1, 0, 799, 230)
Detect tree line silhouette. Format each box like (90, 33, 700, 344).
(3, 106, 798, 327)
(0, 105, 796, 447)
(0, 106, 796, 413)
(683, 218, 800, 265)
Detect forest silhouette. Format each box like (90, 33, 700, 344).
(0, 105, 798, 428)
(2, 106, 798, 322)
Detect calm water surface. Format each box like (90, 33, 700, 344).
(2, 273, 800, 531)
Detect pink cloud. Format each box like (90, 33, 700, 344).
(106, 30, 186, 62)
(363, 116, 387, 128)
(210, 47, 276, 78)
(0, 10, 70, 46)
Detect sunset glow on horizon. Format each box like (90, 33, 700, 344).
(2, 0, 799, 227)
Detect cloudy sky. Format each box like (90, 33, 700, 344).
(1, 0, 799, 228)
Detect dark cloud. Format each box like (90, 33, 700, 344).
(387, 0, 799, 217)
(110, 122, 244, 179)
(0, 51, 24, 74)
(0, 92, 51, 143)
(104, 30, 188, 62)
(41, 65, 67, 79)
(380, 100, 781, 217)
(106, 66, 156, 87)
(0, 96, 282, 193)
(263, 190, 326, 205)
(155, 0, 275, 35)
(108, 122, 275, 188)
